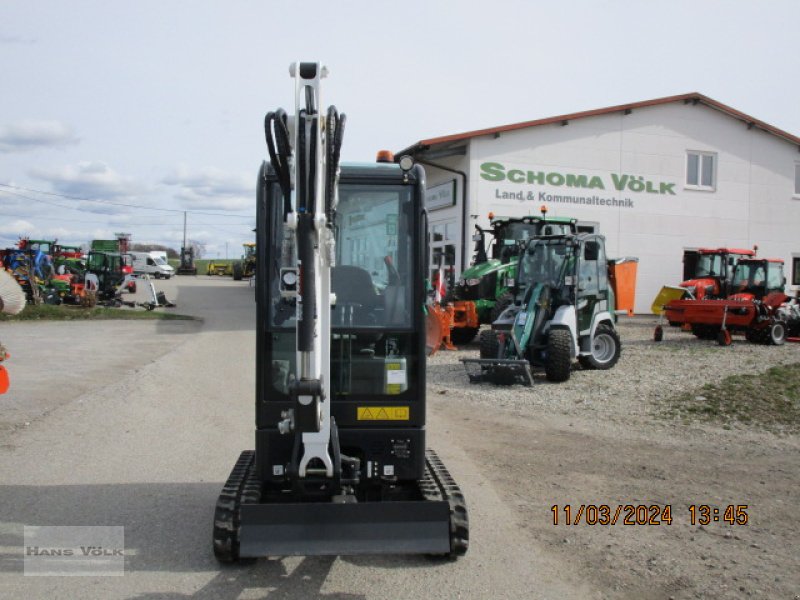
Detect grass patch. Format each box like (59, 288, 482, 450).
(663, 363, 800, 433)
(0, 304, 196, 322)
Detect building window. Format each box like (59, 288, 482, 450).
(686, 151, 716, 190)
(793, 257, 800, 286)
(794, 163, 800, 197)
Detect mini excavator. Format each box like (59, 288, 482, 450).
(213, 62, 468, 560)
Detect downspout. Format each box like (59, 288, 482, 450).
(414, 158, 470, 272)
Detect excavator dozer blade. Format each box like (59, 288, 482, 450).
(239, 500, 451, 556)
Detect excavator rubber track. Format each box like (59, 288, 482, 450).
(421, 449, 469, 557)
(213, 449, 468, 560)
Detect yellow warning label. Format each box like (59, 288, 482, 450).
(357, 406, 410, 421)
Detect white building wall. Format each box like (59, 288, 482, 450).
(438, 101, 800, 313)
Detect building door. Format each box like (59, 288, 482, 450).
(430, 220, 458, 293)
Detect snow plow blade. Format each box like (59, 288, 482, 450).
(239, 500, 451, 556)
(459, 357, 534, 386)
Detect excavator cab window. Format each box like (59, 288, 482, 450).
(267, 181, 417, 399)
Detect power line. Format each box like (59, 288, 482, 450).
(0, 182, 255, 219)
(0, 211, 184, 226)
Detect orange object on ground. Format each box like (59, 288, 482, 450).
(609, 257, 638, 316)
(451, 300, 480, 329)
(0, 366, 8, 394)
(426, 304, 457, 354)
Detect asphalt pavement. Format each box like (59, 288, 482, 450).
(0, 276, 588, 599)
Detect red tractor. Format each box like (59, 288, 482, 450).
(660, 257, 796, 346)
(679, 247, 756, 299)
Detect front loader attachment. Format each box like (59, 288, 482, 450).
(460, 357, 534, 386)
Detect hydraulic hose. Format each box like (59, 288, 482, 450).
(297, 110, 307, 213)
(325, 106, 345, 226)
(264, 109, 292, 218)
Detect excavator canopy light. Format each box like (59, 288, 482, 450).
(398, 155, 414, 171)
(376, 150, 394, 163)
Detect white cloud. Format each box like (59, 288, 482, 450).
(0, 120, 78, 152)
(29, 161, 144, 202)
(162, 166, 253, 212)
(0, 219, 35, 235)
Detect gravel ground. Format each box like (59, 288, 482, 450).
(427, 316, 800, 599)
(429, 317, 800, 423)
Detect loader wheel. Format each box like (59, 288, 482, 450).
(81, 291, 97, 308)
(768, 321, 786, 346)
(489, 292, 514, 323)
(579, 324, 621, 370)
(233, 263, 243, 281)
(544, 329, 572, 382)
(479, 329, 501, 359)
(653, 325, 663, 342)
(450, 326, 478, 345)
(716, 329, 732, 346)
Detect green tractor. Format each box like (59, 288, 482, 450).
(447, 212, 577, 344)
(232, 242, 256, 281)
(461, 232, 624, 385)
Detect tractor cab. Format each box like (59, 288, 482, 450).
(473, 214, 577, 265)
(86, 251, 128, 300)
(511, 233, 612, 332)
(681, 247, 755, 299)
(729, 258, 786, 301)
(449, 214, 578, 336)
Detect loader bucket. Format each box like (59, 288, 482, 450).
(650, 285, 687, 315)
(239, 500, 451, 556)
(460, 357, 534, 386)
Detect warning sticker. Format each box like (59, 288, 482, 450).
(357, 406, 410, 421)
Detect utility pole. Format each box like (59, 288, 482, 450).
(182, 211, 188, 250)
(225, 242, 228, 260)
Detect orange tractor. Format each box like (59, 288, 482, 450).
(657, 257, 799, 346)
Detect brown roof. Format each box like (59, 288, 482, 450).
(397, 93, 800, 156)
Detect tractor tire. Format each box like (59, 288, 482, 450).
(81, 291, 97, 308)
(450, 326, 479, 345)
(479, 329, 501, 359)
(768, 321, 786, 346)
(578, 324, 621, 370)
(544, 329, 572, 382)
(232, 263, 244, 281)
(489, 292, 515, 323)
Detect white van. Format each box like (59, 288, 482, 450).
(128, 251, 175, 279)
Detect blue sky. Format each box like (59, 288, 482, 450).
(2, 0, 798, 257)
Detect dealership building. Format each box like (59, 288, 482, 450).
(397, 93, 800, 313)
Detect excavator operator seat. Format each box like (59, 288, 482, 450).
(332, 265, 379, 327)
